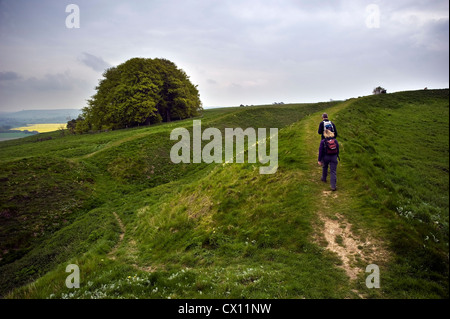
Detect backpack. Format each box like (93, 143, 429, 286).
(324, 138, 338, 155)
(323, 120, 335, 132)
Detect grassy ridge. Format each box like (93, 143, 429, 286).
(7, 109, 353, 299)
(1, 90, 448, 299)
(335, 89, 449, 297)
(0, 102, 334, 297)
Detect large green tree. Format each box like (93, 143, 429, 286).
(76, 57, 202, 132)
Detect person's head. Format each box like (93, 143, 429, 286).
(324, 129, 334, 139)
(322, 113, 328, 120)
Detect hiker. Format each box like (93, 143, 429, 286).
(318, 129, 339, 191)
(318, 113, 337, 140)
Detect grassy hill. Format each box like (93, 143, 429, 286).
(0, 89, 448, 299)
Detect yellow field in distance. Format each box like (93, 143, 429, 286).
(11, 123, 67, 133)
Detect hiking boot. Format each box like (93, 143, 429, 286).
(321, 178, 327, 183)
(331, 187, 337, 191)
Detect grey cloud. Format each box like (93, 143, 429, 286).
(0, 70, 91, 111)
(79, 52, 111, 72)
(25, 72, 75, 91)
(0, 0, 448, 110)
(0, 71, 87, 92)
(0, 71, 21, 81)
(418, 18, 450, 51)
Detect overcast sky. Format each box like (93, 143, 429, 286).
(0, 0, 448, 111)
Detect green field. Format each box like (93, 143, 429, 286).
(0, 89, 448, 299)
(0, 123, 67, 142)
(10, 123, 67, 133)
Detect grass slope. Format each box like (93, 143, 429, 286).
(0, 101, 334, 297)
(1, 90, 448, 299)
(335, 89, 449, 298)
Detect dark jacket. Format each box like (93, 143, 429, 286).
(318, 120, 338, 139)
(318, 138, 340, 162)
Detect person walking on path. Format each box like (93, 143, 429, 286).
(318, 129, 340, 191)
(318, 113, 338, 140)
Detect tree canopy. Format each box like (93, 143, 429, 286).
(373, 86, 387, 95)
(74, 57, 202, 132)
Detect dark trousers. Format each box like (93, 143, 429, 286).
(322, 155, 338, 189)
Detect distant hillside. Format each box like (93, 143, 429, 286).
(0, 109, 81, 129)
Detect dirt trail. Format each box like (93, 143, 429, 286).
(304, 101, 389, 289)
(108, 211, 158, 272)
(317, 191, 371, 281)
(108, 212, 125, 260)
(319, 212, 373, 281)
